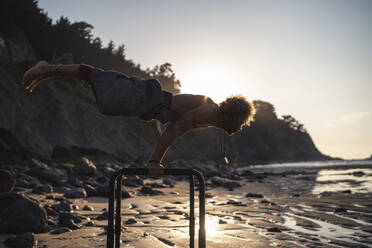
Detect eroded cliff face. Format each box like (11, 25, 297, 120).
(0, 34, 328, 165)
(0, 55, 160, 163)
(0, 33, 37, 62)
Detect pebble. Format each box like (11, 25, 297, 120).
(340, 189, 351, 194)
(139, 186, 164, 196)
(219, 219, 228, 224)
(267, 227, 281, 232)
(124, 218, 137, 224)
(96, 211, 109, 220)
(261, 200, 276, 206)
(245, 193, 264, 198)
(318, 191, 332, 198)
(83, 205, 94, 211)
(227, 199, 247, 206)
(352, 171, 365, 177)
(334, 207, 347, 213)
(86, 221, 95, 227)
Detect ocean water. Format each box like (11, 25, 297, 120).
(250, 159, 372, 169)
(249, 160, 372, 194)
(312, 168, 372, 194)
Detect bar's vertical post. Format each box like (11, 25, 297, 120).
(107, 174, 116, 248)
(107, 168, 205, 248)
(195, 171, 206, 248)
(115, 175, 122, 248)
(189, 175, 195, 248)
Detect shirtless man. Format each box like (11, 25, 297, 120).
(22, 61, 255, 176)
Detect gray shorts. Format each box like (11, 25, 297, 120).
(89, 69, 172, 124)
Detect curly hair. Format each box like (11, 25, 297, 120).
(218, 94, 256, 127)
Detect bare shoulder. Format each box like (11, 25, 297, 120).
(170, 94, 217, 122)
(174, 97, 218, 127)
(192, 101, 219, 125)
(172, 94, 215, 105)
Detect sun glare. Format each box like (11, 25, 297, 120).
(180, 63, 239, 104)
(206, 215, 220, 237)
(195, 215, 221, 238)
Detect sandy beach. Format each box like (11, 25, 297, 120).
(2, 160, 371, 248)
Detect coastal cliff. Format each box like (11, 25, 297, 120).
(0, 0, 329, 165)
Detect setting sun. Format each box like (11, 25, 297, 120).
(180, 62, 240, 104)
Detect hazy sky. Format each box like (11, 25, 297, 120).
(38, 0, 372, 159)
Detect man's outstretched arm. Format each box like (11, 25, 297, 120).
(149, 111, 195, 163)
(147, 112, 195, 177)
(147, 102, 217, 176)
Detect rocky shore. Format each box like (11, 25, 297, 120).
(1, 159, 371, 248)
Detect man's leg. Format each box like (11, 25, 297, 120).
(22, 61, 96, 92)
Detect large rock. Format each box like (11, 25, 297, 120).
(83, 184, 98, 197)
(0, 169, 15, 193)
(123, 175, 144, 187)
(3, 232, 38, 248)
(58, 212, 83, 230)
(96, 182, 130, 198)
(71, 157, 97, 176)
(64, 187, 87, 198)
(0, 193, 48, 233)
(51, 200, 73, 212)
(32, 184, 53, 194)
(26, 166, 67, 185)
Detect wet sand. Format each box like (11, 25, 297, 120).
(1, 162, 372, 248)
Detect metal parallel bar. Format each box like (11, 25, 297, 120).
(107, 168, 206, 248)
(189, 175, 195, 248)
(193, 170, 206, 248)
(115, 175, 122, 248)
(107, 175, 116, 248)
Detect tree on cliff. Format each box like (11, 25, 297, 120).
(0, 0, 181, 94)
(252, 100, 277, 125)
(281, 115, 307, 133)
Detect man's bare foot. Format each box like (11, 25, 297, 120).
(22, 61, 51, 92)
